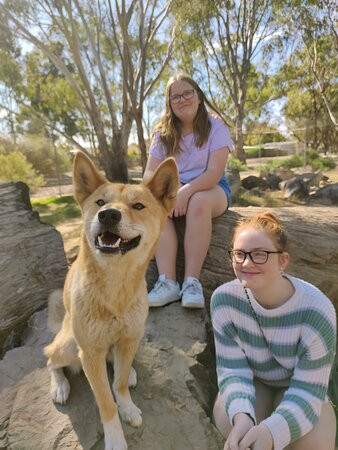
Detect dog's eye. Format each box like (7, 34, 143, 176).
(96, 199, 105, 206)
(133, 202, 145, 210)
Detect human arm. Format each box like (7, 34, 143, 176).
(211, 290, 257, 434)
(223, 413, 255, 450)
(143, 155, 163, 183)
(259, 305, 336, 450)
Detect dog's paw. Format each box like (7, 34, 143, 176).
(50, 378, 70, 404)
(118, 401, 142, 428)
(128, 366, 137, 388)
(103, 417, 128, 450)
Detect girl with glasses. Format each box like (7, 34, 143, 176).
(143, 74, 233, 309)
(211, 212, 336, 450)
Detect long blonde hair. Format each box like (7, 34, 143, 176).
(153, 74, 226, 156)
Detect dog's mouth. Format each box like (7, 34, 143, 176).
(95, 231, 141, 255)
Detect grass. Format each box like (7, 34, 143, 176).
(232, 190, 293, 207)
(31, 195, 81, 225)
(257, 150, 336, 173)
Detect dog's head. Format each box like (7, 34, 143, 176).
(73, 151, 178, 263)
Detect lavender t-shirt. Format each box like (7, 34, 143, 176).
(149, 115, 233, 184)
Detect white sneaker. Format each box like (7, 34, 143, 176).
(181, 277, 205, 309)
(148, 274, 181, 307)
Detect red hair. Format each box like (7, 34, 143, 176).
(232, 212, 288, 251)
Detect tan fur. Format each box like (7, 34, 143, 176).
(44, 151, 178, 450)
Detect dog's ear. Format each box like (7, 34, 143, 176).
(73, 151, 107, 206)
(145, 158, 179, 212)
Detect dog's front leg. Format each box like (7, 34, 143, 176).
(113, 337, 142, 428)
(79, 349, 127, 450)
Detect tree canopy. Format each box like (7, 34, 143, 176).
(0, 0, 336, 181)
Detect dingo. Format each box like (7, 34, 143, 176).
(44, 151, 178, 449)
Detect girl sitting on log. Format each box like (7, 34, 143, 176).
(211, 212, 336, 450)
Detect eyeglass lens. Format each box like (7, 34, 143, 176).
(230, 250, 269, 264)
(170, 90, 195, 104)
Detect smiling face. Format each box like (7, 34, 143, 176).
(232, 227, 289, 294)
(169, 80, 201, 126)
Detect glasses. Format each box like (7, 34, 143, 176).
(228, 249, 282, 264)
(170, 89, 195, 104)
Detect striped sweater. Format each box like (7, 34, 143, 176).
(211, 275, 336, 450)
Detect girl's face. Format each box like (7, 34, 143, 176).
(169, 80, 200, 125)
(232, 227, 289, 293)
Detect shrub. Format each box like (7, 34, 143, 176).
(227, 156, 248, 171)
(257, 150, 336, 173)
(245, 147, 264, 158)
(0, 151, 44, 189)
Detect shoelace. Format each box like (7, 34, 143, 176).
(153, 278, 171, 293)
(181, 279, 201, 296)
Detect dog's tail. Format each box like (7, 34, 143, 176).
(47, 289, 65, 334)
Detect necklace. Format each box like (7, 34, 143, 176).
(243, 286, 271, 350)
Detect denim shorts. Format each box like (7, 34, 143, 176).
(218, 175, 231, 207)
(181, 174, 231, 208)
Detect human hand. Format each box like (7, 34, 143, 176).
(224, 413, 254, 450)
(238, 424, 273, 450)
(172, 184, 192, 217)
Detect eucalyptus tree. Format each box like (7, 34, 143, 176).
(0, 0, 175, 181)
(108, 0, 177, 171)
(277, 0, 337, 129)
(174, 0, 283, 161)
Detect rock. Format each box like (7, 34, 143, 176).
(308, 183, 338, 206)
(241, 175, 268, 190)
(296, 172, 328, 187)
(265, 173, 281, 190)
(281, 176, 309, 199)
(0, 308, 223, 450)
(273, 167, 295, 181)
(147, 207, 338, 310)
(1, 206, 337, 449)
(0, 182, 68, 353)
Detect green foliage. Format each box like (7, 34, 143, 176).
(31, 195, 81, 225)
(227, 157, 248, 172)
(244, 121, 287, 146)
(0, 135, 72, 178)
(257, 150, 336, 172)
(0, 150, 44, 188)
(245, 147, 264, 158)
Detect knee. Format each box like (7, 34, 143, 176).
(187, 192, 212, 218)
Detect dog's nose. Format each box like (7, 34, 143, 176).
(98, 208, 122, 226)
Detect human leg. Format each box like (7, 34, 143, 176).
(148, 217, 180, 307)
(272, 393, 336, 450)
(154, 217, 178, 280)
(181, 186, 227, 308)
(184, 186, 227, 280)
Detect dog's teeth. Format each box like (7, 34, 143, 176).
(113, 238, 121, 248)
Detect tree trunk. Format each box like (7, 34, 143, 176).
(233, 114, 246, 162)
(135, 111, 148, 174)
(106, 132, 129, 183)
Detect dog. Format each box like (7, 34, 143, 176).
(44, 151, 179, 450)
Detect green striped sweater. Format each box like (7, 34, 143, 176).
(211, 275, 336, 450)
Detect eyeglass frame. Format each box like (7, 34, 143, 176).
(228, 249, 283, 265)
(169, 89, 196, 104)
